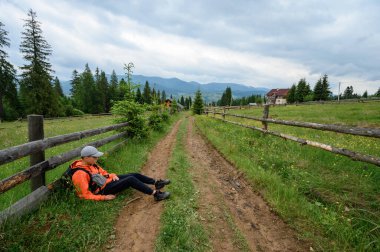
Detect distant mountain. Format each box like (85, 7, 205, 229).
(61, 74, 269, 102)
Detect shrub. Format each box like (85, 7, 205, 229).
(161, 111, 170, 122)
(111, 100, 148, 139)
(148, 112, 164, 131)
(72, 108, 85, 116)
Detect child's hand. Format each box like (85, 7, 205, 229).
(104, 195, 116, 200)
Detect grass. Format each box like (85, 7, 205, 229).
(196, 101, 380, 251)
(155, 117, 210, 252)
(0, 113, 182, 251)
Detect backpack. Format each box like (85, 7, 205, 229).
(61, 166, 99, 192)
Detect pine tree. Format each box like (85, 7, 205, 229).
(192, 89, 204, 115)
(135, 88, 143, 104)
(152, 87, 157, 104)
(143, 81, 152, 104)
(375, 88, 380, 97)
(313, 78, 323, 101)
(119, 78, 127, 100)
(157, 90, 161, 104)
(0, 21, 19, 121)
(295, 78, 309, 102)
(161, 90, 166, 103)
(123, 62, 137, 101)
(98, 71, 109, 112)
(19, 9, 60, 116)
(109, 70, 119, 104)
(321, 74, 331, 100)
(80, 64, 97, 113)
(70, 69, 83, 109)
(53, 77, 64, 97)
(343, 86, 354, 99)
(362, 90, 368, 98)
(287, 84, 296, 103)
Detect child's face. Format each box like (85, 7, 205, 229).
(82, 156, 98, 165)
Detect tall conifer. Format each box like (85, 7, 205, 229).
(0, 21, 18, 120)
(109, 70, 119, 103)
(192, 89, 204, 115)
(19, 9, 59, 116)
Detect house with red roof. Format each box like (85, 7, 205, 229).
(266, 89, 289, 104)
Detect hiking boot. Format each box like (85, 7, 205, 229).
(155, 179, 171, 190)
(154, 191, 170, 201)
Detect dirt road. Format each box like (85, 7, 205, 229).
(109, 117, 309, 251)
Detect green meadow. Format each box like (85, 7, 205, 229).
(198, 101, 380, 251)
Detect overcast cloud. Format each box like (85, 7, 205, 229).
(1, 0, 380, 94)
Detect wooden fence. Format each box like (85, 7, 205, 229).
(0, 115, 128, 224)
(205, 105, 380, 167)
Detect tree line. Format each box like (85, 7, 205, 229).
(214, 86, 264, 106)
(287, 75, 380, 103)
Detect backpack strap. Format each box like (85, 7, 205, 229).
(70, 167, 99, 193)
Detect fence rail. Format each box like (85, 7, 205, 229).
(205, 106, 380, 167)
(209, 111, 380, 138)
(0, 122, 128, 166)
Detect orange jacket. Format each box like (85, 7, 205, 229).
(70, 160, 118, 201)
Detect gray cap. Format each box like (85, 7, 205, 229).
(81, 146, 104, 157)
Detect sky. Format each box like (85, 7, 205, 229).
(1, 0, 380, 95)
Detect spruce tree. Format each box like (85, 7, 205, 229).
(0, 21, 19, 121)
(362, 90, 368, 98)
(123, 62, 137, 101)
(19, 9, 60, 116)
(192, 89, 204, 115)
(313, 78, 323, 101)
(161, 90, 166, 103)
(287, 84, 296, 103)
(157, 90, 161, 104)
(295, 78, 309, 102)
(143, 81, 152, 104)
(98, 71, 109, 112)
(109, 70, 119, 104)
(80, 64, 97, 113)
(375, 88, 380, 97)
(53, 77, 64, 97)
(321, 74, 331, 100)
(135, 87, 143, 104)
(119, 78, 127, 100)
(70, 69, 83, 109)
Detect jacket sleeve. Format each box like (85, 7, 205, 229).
(72, 170, 106, 201)
(98, 167, 110, 177)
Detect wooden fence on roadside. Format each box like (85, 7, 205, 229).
(0, 115, 128, 224)
(205, 105, 380, 167)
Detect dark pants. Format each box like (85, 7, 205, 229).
(100, 173, 155, 195)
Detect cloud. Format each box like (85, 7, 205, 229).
(1, 0, 379, 95)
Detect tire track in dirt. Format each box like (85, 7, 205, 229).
(186, 117, 310, 252)
(109, 120, 182, 252)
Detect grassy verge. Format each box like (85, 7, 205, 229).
(195, 110, 380, 251)
(155, 117, 210, 252)
(0, 114, 181, 252)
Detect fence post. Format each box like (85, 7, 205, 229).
(262, 105, 269, 130)
(28, 115, 45, 191)
(223, 107, 226, 120)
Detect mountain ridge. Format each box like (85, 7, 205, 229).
(61, 74, 269, 102)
